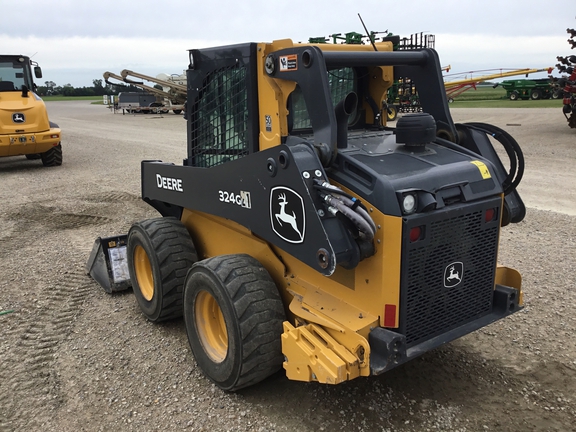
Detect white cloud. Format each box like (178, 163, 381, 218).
(3, 35, 235, 86)
(435, 34, 567, 80)
(2, 14, 573, 87)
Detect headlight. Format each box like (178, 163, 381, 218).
(402, 193, 417, 214)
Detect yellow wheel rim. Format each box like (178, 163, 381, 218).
(195, 290, 228, 363)
(134, 245, 154, 301)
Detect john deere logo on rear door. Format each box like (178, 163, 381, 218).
(270, 186, 305, 243)
(12, 113, 25, 123)
(444, 262, 464, 288)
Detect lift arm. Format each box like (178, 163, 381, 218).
(120, 69, 187, 93)
(103, 71, 186, 104)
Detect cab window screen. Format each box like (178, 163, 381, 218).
(190, 65, 248, 168)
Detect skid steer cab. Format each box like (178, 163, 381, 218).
(0, 55, 62, 166)
(88, 38, 526, 391)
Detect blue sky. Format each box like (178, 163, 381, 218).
(2, 0, 573, 87)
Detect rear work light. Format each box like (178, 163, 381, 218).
(485, 208, 497, 222)
(409, 226, 423, 242)
(401, 193, 417, 214)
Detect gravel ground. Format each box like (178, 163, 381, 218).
(0, 102, 575, 432)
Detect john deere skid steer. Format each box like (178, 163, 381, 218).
(88, 38, 526, 391)
(0, 55, 62, 166)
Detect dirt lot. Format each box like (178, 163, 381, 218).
(1, 102, 575, 432)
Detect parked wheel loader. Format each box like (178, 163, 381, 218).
(0, 55, 62, 166)
(88, 38, 526, 391)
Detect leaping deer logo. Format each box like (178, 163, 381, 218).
(444, 262, 464, 287)
(446, 266, 461, 283)
(275, 193, 302, 239)
(270, 187, 305, 244)
(12, 113, 25, 123)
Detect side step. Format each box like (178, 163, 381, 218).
(86, 235, 131, 293)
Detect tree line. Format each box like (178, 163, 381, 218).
(36, 79, 147, 97)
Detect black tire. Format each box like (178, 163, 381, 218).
(552, 90, 562, 99)
(172, 110, 182, 115)
(127, 217, 197, 322)
(25, 154, 41, 160)
(41, 143, 62, 166)
(183, 254, 286, 391)
(530, 89, 542, 100)
(509, 91, 519, 101)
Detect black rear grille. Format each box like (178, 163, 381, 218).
(401, 199, 500, 347)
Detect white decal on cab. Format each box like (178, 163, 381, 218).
(219, 190, 252, 209)
(156, 174, 183, 192)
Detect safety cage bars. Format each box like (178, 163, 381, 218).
(185, 43, 259, 168)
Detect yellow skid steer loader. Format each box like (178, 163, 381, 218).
(88, 38, 525, 391)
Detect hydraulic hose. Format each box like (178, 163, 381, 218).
(323, 195, 375, 242)
(334, 194, 377, 234)
(313, 181, 377, 233)
(462, 122, 525, 196)
(314, 181, 376, 241)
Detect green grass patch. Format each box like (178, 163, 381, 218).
(446, 85, 562, 107)
(449, 86, 507, 101)
(448, 98, 563, 108)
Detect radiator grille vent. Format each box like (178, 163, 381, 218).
(403, 208, 499, 347)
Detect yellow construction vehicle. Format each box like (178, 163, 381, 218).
(0, 55, 62, 165)
(88, 38, 525, 391)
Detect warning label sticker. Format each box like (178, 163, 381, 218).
(265, 114, 272, 132)
(470, 160, 492, 179)
(279, 55, 298, 71)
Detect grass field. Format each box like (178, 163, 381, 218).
(42, 86, 563, 108)
(450, 86, 507, 101)
(447, 85, 563, 108)
(449, 98, 562, 108)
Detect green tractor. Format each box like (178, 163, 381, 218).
(496, 78, 555, 101)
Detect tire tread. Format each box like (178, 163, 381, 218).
(41, 143, 63, 167)
(194, 254, 285, 390)
(130, 217, 197, 321)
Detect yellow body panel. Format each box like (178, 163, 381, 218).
(0, 91, 60, 157)
(496, 265, 524, 305)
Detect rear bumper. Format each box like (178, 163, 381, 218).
(0, 128, 61, 157)
(369, 284, 522, 375)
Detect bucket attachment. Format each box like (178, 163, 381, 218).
(86, 235, 131, 293)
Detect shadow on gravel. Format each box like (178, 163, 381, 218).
(0, 158, 50, 173)
(235, 343, 574, 431)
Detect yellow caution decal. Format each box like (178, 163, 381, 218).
(470, 160, 492, 179)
